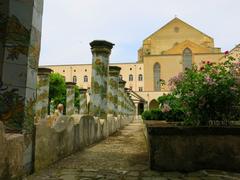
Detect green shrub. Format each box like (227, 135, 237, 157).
(141, 110, 152, 120)
(169, 56, 240, 125)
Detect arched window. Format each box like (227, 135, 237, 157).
(73, 76, 77, 83)
(84, 75, 88, 82)
(183, 48, 192, 70)
(138, 74, 143, 81)
(129, 74, 133, 81)
(119, 75, 123, 80)
(154, 63, 161, 91)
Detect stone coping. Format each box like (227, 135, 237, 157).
(144, 120, 240, 135)
(90, 40, 114, 49)
(38, 68, 52, 75)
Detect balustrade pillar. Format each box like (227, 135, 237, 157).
(36, 68, 52, 122)
(79, 88, 88, 115)
(89, 40, 114, 119)
(66, 82, 76, 116)
(108, 66, 121, 116)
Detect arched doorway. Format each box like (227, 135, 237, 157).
(149, 99, 159, 110)
(138, 103, 144, 115)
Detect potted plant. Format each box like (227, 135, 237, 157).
(143, 55, 240, 172)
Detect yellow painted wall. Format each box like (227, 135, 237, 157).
(43, 63, 144, 92)
(143, 55, 182, 91)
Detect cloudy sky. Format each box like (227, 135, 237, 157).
(39, 0, 240, 65)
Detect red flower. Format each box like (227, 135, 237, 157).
(200, 67, 204, 71)
(224, 51, 229, 55)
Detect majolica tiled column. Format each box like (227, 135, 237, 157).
(124, 88, 130, 116)
(118, 80, 126, 116)
(0, 1, 43, 131)
(66, 82, 76, 116)
(79, 88, 88, 115)
(36, 68, 52, 122)
(89, 40, 114, 119)
(0, 0, 44, 173)
(108, 66, 121, 116)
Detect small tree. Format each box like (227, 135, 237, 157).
(49, 73, 66, 112)
(49, 73, 80, 114)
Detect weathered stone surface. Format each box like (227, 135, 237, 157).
(0, 122, 7, 179)
(0, 122, 24, 179)
(34, 115, 75, 171)
(6, 133, 24, 178)
(145, 122, 240, 172)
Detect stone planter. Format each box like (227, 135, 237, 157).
(144, 120, 240, 172)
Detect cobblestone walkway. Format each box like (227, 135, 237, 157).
(26, 121, 240, 180)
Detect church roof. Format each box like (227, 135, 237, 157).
(144, 17, 213, 41)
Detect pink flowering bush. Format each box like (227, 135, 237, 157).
(171, 56, 240, 125)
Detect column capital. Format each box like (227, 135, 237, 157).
(90, 40, 115, 54)
(79, 88, 87, 93)
(109, 66, 121, 76)
(38, 68, 52, 76)
(119, 80, 126, 87)
(66, 82, 76, 88)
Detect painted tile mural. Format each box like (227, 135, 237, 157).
(0, 80, 24, 132)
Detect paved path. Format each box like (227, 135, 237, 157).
(26, 121, 240, 180)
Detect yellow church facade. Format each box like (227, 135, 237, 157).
(43, 18, 226, 112)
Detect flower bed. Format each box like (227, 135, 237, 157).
(143, 55, 240, 171)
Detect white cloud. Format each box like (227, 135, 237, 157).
(39, 0, 240, 65)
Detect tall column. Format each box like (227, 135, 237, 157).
(135, 103, 139, 116)
(89, 40, 114, 119)
(118, 80, 126, 116)
(124, 88, 130, 116)
(79, 88, 88, 115)
(0, 0, 44, 173)
(0, 1, 44, 132)
(108, 66, 121, 116)
(66, 82, 76, 116)
(36, 68, 52, 122)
